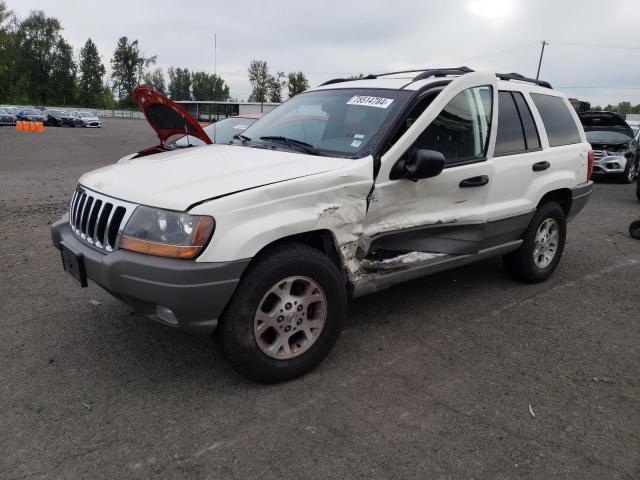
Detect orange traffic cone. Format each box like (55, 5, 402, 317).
(29, 121, 36, 132)
(15, 121, 22, 131)
(36, 122, 44, 132)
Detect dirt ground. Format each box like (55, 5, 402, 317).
(1, 119, 639, 479)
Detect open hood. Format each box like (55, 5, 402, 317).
(578, 111, 634, 137)
(132, 85, 213, 147)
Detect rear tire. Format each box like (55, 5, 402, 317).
(630, 220, 640, 240)
(503, 202, 567, 283)
(217, 243, 348, 383)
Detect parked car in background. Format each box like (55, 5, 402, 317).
(0, 107, 17, 125)
(171, 114, 261, 148)
(46, 109, 79, 127)
(16, 108, 47, 123)
(579, 111, 638, 183)
(73, 111, 101, 128)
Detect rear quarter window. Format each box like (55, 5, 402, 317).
(530, 93, 581, 147)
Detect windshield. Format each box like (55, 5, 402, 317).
(49, 110, 67, 116)
(0, 108, 7, 114)
(22, 109, 39, 115)
(585, 130, 632, 142)
(80, 112, 93, 117)
(173, 117, 258, 147)
(236, 89, 411, 158)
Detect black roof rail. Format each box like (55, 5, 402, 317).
(496, 72, 552, 89)
(319, 66, 474, 87)
(411, 66, 474, 82)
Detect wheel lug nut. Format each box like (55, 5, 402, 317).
(285, 303, 292, 310)
(296, 319, 302, 325)
(297, 305, 303, 311)
(277, 316, 284, 322)
(284, 325, 291, 332)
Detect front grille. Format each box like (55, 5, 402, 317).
(69, 186, 137, 252)
(593, 150, 604, 160)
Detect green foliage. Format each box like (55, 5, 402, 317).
(78, 38, 106, 107)
(167, 67, 192, 100)
(111, 36, 156, 107)
(247, 60, 269, 103)
(11, 10, 76, 105)
(192, 72, 230, 101)
(287, 71, 309, 97)
(143, 67, 166, 95)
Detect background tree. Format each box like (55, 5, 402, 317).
(78, 38, 106, 106)
(167, 67, 192, 100)
(143, 67, 166, 95)
(192, 72, 231, 101)
(287, 71, 309, 97)
(14, 10, 77, 105)
(0, 1, 18, 102)
(267, 71, 286, 103)
(110, 36, 156, 107)
(247, 60, 269, 103)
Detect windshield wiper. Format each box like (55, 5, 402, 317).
(259, 136, 320, 155)
(233, 133, 252, 143)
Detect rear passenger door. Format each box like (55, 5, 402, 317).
(486, 89, 587, 228)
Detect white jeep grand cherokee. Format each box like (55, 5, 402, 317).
(52, 68, 593, 382)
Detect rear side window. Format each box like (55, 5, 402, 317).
(530, 93, 581, 147)
(495, 91, 541, 155)
(512, 92, 541, 150)
(495, 92, 525, 155)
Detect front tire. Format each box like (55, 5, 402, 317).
(620, 159, 637, 184)
(503, 202, 567, 283)
(630, 220, 640, 240)
(218, 243, 348, 383)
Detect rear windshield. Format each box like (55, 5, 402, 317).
(585, 130, 632, 142)
(530, 94, 582, 147)
(49, 110, 67, 116)
(237, 88, 412, 158)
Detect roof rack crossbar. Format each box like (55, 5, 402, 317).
(319, 66, 475, 87)
(496, 72, 552, 89)
(411, 66, 474, 82)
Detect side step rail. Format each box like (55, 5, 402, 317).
(351, 240, 523, 297)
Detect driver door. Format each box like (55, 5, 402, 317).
(362, 72, 498, 256)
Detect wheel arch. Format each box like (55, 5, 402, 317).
(538, 188, 572, 216)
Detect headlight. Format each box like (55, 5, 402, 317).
(120, 206, 215, 259)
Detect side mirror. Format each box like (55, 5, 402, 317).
(391, 149, 445, 180)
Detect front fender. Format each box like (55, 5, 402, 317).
(190, 159, 374, 264)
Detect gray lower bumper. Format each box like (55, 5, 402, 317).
(51, 215, 250, 336)
(568, 181, 593, 221)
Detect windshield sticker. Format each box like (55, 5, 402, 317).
(233, 124, 248, 130)
(347, 96, 394, 109)
(354, 134, 365, 139)
(350, 140, 362, 148)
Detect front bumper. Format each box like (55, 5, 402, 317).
(592, 155, 629, 175)
(51, 215, 250, 336)
(568, 181, 593, 221)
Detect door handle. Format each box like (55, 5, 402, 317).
(459, 175, 489, 188)
(532, 161, 550, 172)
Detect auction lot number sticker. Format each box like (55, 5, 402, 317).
(347, 96, 394, 108)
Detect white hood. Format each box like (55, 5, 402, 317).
(79, 144, 353, 211)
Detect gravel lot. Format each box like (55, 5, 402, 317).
(1, 119, 639, 479)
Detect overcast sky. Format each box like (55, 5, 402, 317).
(7, 0, 640, 106)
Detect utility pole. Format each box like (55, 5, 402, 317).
(536, 40, 547, 80)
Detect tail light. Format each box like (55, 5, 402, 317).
(587, 150, 594, 181)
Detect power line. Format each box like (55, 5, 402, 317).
(549, 41, 640, 51)
(459, 42, 539, 62)
(557, 86, 640, 90)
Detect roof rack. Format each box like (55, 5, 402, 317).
(496, 72, 552, 89)
(319, 66, 474, 87)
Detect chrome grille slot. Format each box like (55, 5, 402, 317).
(68, 186, 137, 252)
(593, 150, 604, 161)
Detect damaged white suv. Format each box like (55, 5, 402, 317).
(52, 69, 593, 382)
